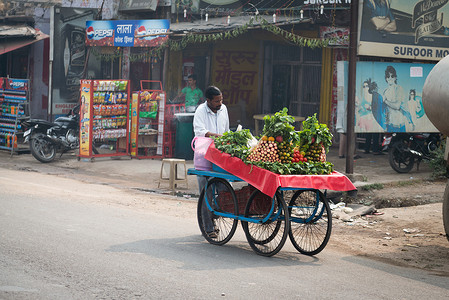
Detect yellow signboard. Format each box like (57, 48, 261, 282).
(79, 80, 92, 156)
(130, 92, 139, 156)
(211, 40, 260, 128)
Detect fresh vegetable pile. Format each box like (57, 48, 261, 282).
(214, 108, 334, 175)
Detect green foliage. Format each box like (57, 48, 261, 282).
(299, 114, 333, 151)
(247, 160, 334, 175)
(214, 130, 251, 159)
(90, 16, 335, 62)
(360, 183, 384, 191)
(213, 110, 334, 175)
(396, 181, 416, 187)
(428, 139, 449, 179)
(262, 107, 300, 144)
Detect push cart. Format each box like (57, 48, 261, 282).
(187, 143, 356, 257)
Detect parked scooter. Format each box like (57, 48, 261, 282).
(382, 132, 440, 173)
(20, 105, 80, 163)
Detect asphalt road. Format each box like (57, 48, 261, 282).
(1, 168, 448, 299)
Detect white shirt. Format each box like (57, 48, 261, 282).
(193, 102, 229, 137)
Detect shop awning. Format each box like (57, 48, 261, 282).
(0, 25, 49, 55)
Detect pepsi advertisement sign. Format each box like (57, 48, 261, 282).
(85, 20, 170, 47)
(5, 79, 29, 94)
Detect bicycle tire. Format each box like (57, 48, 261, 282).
(242, 190, 289, 257)
(288, 190, 332, 256)
(197, 177, 238, 245)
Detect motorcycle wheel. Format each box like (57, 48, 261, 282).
(388, 140, 414, 173)
(30, 134, 56, 163)
(443, 181, 449, 241)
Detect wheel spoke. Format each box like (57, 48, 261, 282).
(197, 178, 238, 246)
(242, 191, 289, 257)
(288, 190, 331, 256)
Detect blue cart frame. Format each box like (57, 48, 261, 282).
(188, 168, 332, 257)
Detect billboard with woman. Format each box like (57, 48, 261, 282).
(355, 61, 438, 133)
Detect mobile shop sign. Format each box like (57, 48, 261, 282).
(85, 20, 170, 47)
(359, 0, 449, 61)
(320, 26, 349, 47)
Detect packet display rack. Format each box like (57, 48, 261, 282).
(130, 80, 167, 159)
(78, 79, 130, 160)
(0, 77, 30, 154)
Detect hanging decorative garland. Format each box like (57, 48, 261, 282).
(90, 47, 122, 62)
(90, 16, 337, 62)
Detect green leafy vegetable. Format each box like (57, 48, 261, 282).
(214, 130, 251, 159)
(212, 111, 334, 175)
(262, 108, 300, 144)
(300, 113, 333, 152)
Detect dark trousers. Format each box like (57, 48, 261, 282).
(364, 133, 381, 153)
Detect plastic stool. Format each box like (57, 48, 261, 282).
(158, 158, 188, 191)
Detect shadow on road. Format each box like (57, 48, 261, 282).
(106, 235, 321, 270)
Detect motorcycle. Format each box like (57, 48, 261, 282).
(20, 105, 80, 163)
(382, 132, 441, 173)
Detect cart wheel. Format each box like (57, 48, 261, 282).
(197, 178, 238, 246)
(288, 190, 332, 256)
(241, 190, 289, 257)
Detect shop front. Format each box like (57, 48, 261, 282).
(166, 22, 343, 136)
(0, 18, 49, 153)
(0, 20, 49, 78)
(83, 19, 172, 159)
(167, 0, 351, 139)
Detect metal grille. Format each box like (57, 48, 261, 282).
(269, 44, 322, 118)
(303, 46, 323, 63)
(300, 65, 321, 117)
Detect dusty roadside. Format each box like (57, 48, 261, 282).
(328, 179, 449, 276)
(1, 149, 448, 275)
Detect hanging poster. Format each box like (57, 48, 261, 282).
(359, 0, 449, 61)
(331, 49, 348, 134)
(53, 7, 97, 115)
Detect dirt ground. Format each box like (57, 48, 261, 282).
(328, 179, 449, 276)
(119, 178, 449, 277)
(1, 150, 448, 276)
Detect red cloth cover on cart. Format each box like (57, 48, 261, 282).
(205, 143, 357, 198)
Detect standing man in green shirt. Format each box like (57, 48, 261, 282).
(181, 74, 203, 112)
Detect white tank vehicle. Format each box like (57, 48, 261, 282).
(422, 55, 449, 241)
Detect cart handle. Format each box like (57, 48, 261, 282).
(140, 80, 163, 91)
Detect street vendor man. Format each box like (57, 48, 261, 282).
(193, 85, 229, 238)
(181, 74, 203, 113)
(193, 85, 229, 138)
